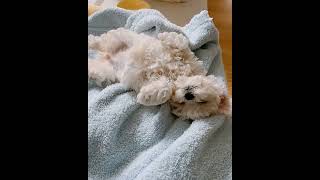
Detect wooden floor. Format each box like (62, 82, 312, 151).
(208, 0, 232, 96)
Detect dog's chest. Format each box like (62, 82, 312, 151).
(141, 44, 193, 80)
(146, 59, 193, 82)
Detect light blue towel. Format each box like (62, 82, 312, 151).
(88, 8, 232, 180)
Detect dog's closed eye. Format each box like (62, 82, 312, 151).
(198, 100, 208, 104)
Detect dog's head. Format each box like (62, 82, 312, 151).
(169, 75, 230, 119)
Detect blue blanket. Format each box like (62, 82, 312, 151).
(88, 8, 232, 180)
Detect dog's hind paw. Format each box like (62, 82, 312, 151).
(158, 32, 189, 50)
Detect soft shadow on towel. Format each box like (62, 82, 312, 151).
(88, 8, 231, 180)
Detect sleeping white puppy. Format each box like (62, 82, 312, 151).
(88, 28, 230, 119)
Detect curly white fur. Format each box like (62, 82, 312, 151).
(88, 28, 230, 119)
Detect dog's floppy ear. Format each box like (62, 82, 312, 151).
(218, 94, 231, 115)
(207, 75, 231, 115)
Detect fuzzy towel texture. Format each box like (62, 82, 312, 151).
(88, 8, 232, 180)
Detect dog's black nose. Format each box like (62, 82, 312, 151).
(184, 92, 194, 100)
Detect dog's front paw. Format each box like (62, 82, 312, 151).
(137, 84, 172, 106)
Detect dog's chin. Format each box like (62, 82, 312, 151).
(169, 100, 219, 119)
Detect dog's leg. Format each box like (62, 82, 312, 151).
(158, 32, 189, 50)
(88, 58, 116, 87)
(137, 77, 173, 106)
(88, 28, 138, 54)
